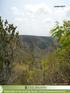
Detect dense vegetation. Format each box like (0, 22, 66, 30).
(0, 17, 70, 85)
(45, 21, 70, 84)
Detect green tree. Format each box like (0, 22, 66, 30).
(45, 21, 70, 84)
(0, 17, 19, 84)
(51, 21, 70, 48)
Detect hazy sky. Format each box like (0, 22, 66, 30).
(0, 0, 70, 36)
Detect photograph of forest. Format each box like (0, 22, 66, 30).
(0, 0, 70, 85)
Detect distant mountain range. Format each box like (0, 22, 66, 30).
(20, 35, 56, 49)
(20, 35, 57, 56)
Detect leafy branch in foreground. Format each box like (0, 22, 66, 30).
(0, 17, 19, 84)
(45, 21, 70, 84)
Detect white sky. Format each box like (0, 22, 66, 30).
(0, 0, 70, 36)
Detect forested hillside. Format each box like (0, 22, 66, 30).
(0, 17, 70, 85)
